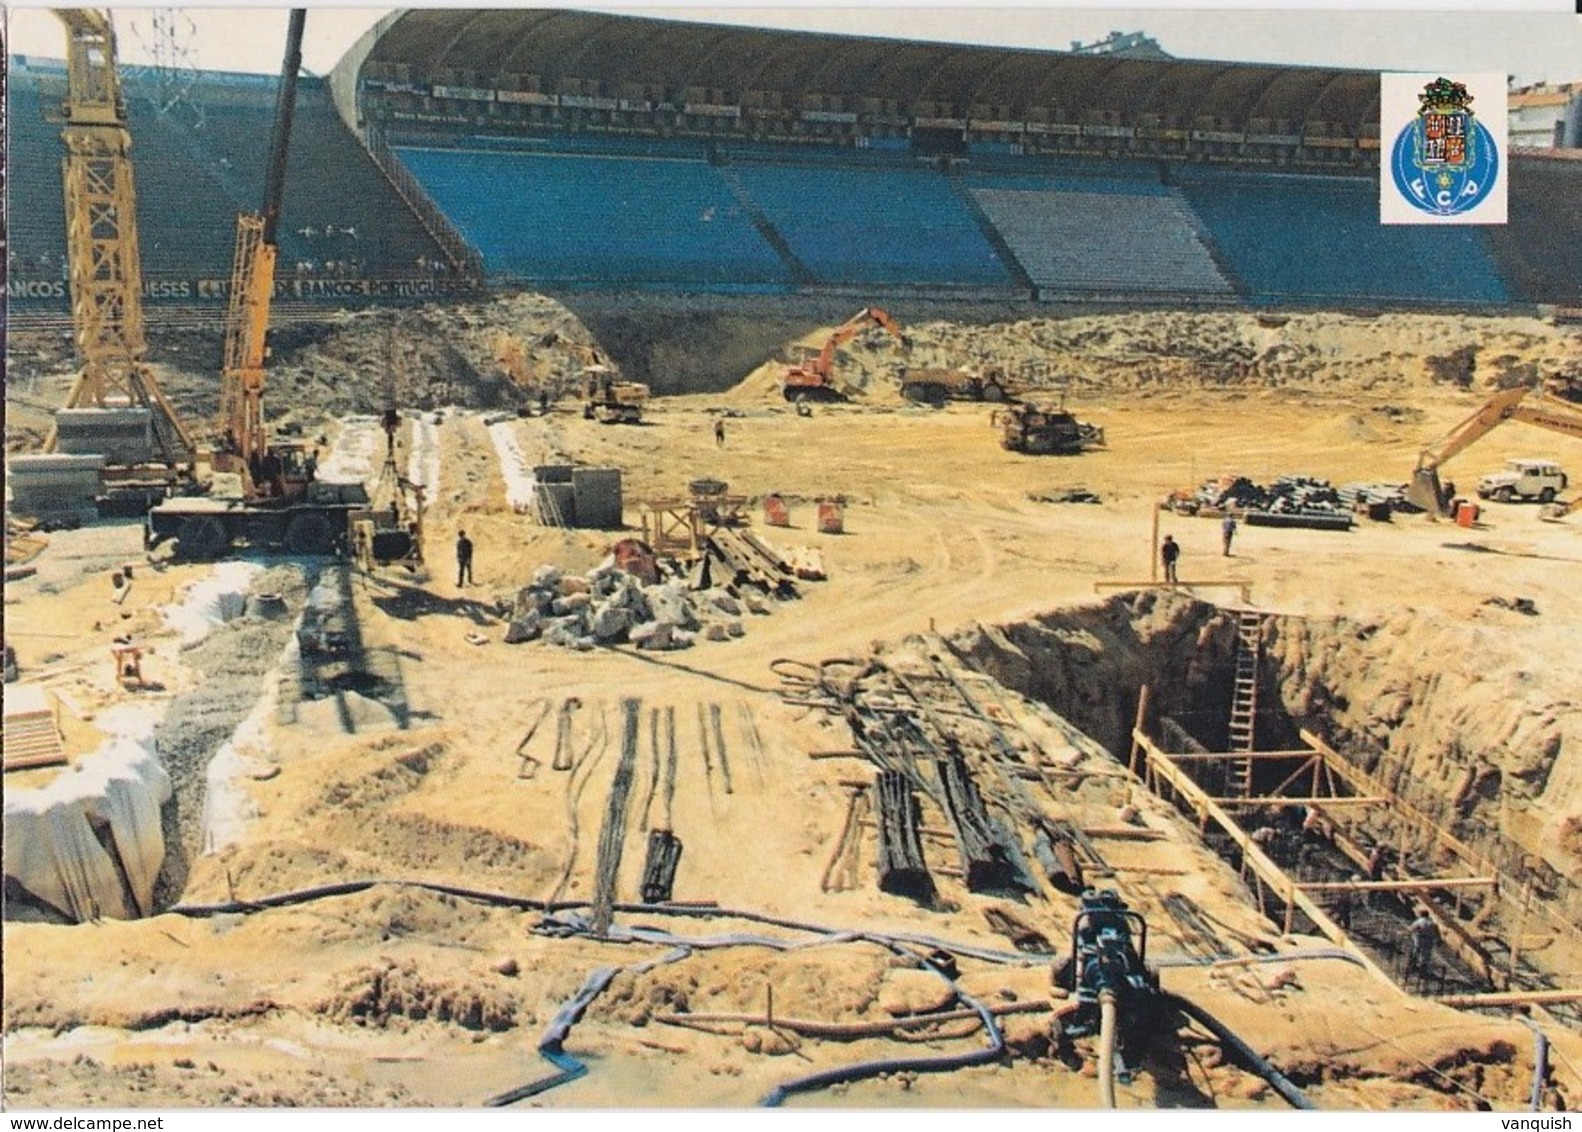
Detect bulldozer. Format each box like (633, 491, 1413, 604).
(994, 400, 1106, 455)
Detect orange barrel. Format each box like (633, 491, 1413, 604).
(1455, 501, 1479, 528)
(817, 499, 845, 534)
(763, 494, 790, 527)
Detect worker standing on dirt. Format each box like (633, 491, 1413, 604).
(1222, 512, 1238, 556)
(714, 417, 726, 447)
(456, 529, 474, 588)
(1160, 534, 1180, 583)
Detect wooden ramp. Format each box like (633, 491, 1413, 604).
(3, 684, 66, 772)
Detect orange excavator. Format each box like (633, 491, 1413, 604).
(781, 307, 908, 402)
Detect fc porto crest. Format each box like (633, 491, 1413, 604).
(1381, 73, 1507, 225)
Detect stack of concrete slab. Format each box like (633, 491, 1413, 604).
(5, 454, 105, 523)
(54, 407, 155, 465)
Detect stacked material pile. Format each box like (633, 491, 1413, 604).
(501, 531, 821, 651)
(1168, 474, 1354, 529)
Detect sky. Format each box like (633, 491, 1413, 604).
(4, 3, 1581, 86)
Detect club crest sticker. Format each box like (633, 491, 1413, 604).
(1381, 73, 1507, 225)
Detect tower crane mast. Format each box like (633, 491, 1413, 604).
(50, 8, 195, 470)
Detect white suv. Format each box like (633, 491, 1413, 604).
(1477, 459, 1569, 504)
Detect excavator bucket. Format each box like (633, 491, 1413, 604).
(1405, 468, 1447, 515)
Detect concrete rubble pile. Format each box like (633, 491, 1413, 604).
(500, 551, 806, 651)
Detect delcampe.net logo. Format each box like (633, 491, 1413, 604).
(1380, 72, 1507, 225)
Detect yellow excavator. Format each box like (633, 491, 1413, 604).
(1406, 385, 1582, 521)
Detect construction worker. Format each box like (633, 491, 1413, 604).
(1160, 534, 1180, 583)
(1334, 875, 1361, 931)
(1406, 908, 1439, 981)
(1221, 512, 1238, 556)
(714, 417, 726, 447)
(456, 529, 474, 587)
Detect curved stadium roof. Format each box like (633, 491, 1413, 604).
(359, 9, 1382, 130)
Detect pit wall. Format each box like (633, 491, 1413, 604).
(950, 591, 1581, 932)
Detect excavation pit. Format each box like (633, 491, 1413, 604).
(951, 591, 1581, 1011)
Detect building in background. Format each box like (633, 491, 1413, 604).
(1510, 81, 1582, 149)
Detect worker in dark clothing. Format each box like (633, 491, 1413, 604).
(1222, 512, 1238, 556)
(714, 417, 726, 447)
(1160, 534, 1180, 583)
(456, 529, 474, 587)
(1365, 844, 1388, 907)
(1334, 875, 1361, 931)
(1406, 908, 1439, 981)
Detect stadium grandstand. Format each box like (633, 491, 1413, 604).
(8, 8, 1582, 310)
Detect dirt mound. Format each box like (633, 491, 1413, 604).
(2, 1055, 414, 1108)
(718, 308, 1579, 406)
(318, 956, 519, 1031)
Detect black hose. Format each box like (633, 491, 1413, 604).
(1166, 992, 1314, 1110)
(170, 878, 1041, 964)
(759, 944, 1006, 1107)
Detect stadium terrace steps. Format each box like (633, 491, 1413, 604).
(1173, 170, 1510, 306)
(970, 182, 1235, 297)
(721, 162, 1016, 287)
(393, 146, 793, 287)
(5, 66, 450, 291)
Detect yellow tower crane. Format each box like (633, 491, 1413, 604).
(49, 8, 196, 474)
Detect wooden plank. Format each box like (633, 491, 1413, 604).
(1432, 989, 1582, 1008)
(1134, 727, 1391, 984)
(1161, 750, 1317, 762)
(3, 749, 68, 771)
(1213, 795, 1388, 807)
(1297, 877, 1497, 893)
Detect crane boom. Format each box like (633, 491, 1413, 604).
(49, 8, 195, 464)
(216, 9, 305, 488)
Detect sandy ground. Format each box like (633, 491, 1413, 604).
(5, 304, 1582, 1110)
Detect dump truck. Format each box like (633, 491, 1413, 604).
(899, 366, 1013, 406)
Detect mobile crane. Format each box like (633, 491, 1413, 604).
(43, 9, 198, 502)
(780, 307, 908, 402)
(146, 10, 371, 558)
(1406, 386, 1582, 520)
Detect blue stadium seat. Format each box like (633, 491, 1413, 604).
(394, 146, 793, 288)
(722, 162, 1013, 286)
(1174, 169, 1509, 305)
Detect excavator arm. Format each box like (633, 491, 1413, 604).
(812, 307, 908, 377)
(1407, 387, 1582, 515)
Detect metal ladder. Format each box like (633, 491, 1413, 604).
(1228, 609, 1263, 795)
